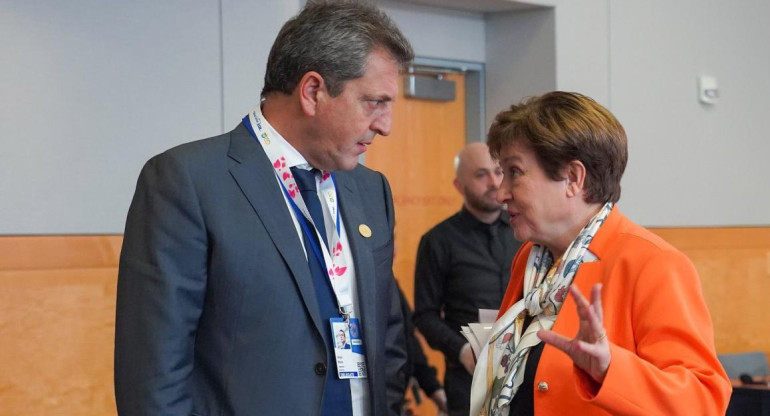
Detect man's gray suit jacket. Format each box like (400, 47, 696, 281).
(115, 123, 407, 415)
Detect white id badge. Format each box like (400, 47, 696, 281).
(330, 317, 367, 379)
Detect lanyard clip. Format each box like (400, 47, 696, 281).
(339, 306, 352, 324)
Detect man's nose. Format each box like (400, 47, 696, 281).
(487, 173, 498, 188)
(496, 185, 509, 203)
(371, 111, 392, 136)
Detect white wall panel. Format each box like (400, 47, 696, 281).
(1, 0, 768, 233)
(380, 0, 486, 63)
(610, 0, 770, 226)
(221, 0, 301, 128)
(485, 7, 556, 126)
(0, 0, 222, 234)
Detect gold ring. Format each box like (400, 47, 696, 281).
(596, 330, 607, 342)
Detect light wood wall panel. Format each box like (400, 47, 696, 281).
(650, 227, 770, 360)
(0, 236, 122, 270)
(0, 236, 121, 416)
(3, 229, 766, 414)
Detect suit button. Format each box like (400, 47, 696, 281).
(314, 362, 327, 375)
(537, 381, 549, 392)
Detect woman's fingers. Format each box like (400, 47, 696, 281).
(590, 283, 604, 322)
(538, 283, 611, 383)
(569, 284, 605, 342)
(537, 329, 572, 354)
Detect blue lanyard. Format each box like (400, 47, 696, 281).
(243, 117, 340, 270)
(280, 179, 340, 270)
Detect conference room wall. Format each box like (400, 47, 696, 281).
(1, 0, 768, 234)
(611, 1, 770, 227)
(0, 0, 483, 234)
(1, 0, 223, 234)
(484, 0, 770, 227)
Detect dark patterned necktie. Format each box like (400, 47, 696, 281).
(289, 166, 351, 416)
(291, 167, 329, 248)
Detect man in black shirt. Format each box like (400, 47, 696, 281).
(413, 142, 522, 416)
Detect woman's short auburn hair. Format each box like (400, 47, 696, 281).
(487, 91, 628, 204)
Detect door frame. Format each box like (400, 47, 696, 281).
(359, 57, 485, 166)
(412, 56, 486, 144)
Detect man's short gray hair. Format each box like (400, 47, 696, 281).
(262, 0, 414, 98)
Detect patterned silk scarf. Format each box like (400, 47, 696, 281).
(469, 203, 613, 416)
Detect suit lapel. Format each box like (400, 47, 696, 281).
(335, 172, 379, 364)
(226, 124, 324, 336)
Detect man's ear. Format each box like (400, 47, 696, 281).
(453, 177, 463, 195)
(298, 71, 325, 116)
(564, 160, 587, 198)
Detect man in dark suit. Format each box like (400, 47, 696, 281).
(114, 2, 413, 415)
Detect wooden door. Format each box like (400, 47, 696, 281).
(365, 72, 466, 415)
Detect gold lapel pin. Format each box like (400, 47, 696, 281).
(358, 224, 372, 238)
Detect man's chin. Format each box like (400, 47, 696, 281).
(483, 202, 505, 212)
(317, 154, 358, 172)
(335, 157, 360, 171)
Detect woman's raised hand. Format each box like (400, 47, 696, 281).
(537, 284, 611, 383)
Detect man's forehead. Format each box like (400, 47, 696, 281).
(461, 147, 494, 167)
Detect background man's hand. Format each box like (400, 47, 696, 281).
(459, 343, 476, 375)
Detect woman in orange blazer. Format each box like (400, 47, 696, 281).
(469, 91, 731, 416)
